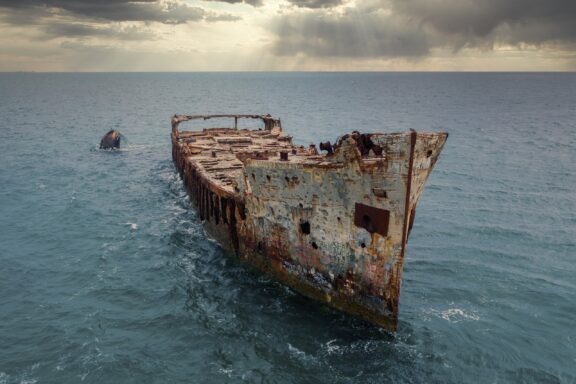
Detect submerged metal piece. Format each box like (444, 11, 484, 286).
(171, 114, 448, 330)
(100, 129, 121, 149)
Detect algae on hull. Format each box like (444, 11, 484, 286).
(171, 114, 448, 330)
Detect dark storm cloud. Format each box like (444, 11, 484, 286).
(271, 0, 576, 59)
(201, 0, 264, 7)
(0, 0, 233, 24)
(0, 0, 240, 42)
(41, 23, 156, 40)
(391, 0, 576, 44)
(284, 0, 343, 9)
(273, 12, 429, 58)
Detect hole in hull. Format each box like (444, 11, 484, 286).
(300, 221, 310, 235)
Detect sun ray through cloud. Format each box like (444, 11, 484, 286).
(0, 0, 575, 70)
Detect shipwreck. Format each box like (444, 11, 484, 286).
(171, 114, 448, 330)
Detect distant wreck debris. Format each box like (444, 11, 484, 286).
(171, 114, 448, 331)
(100, 129, 121, 149)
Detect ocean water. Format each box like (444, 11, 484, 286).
(0, 73, 575, 383)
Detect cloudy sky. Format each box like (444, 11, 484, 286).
(1, 0, 575, 71)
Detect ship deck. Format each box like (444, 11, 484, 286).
(172, 114, 397, 196)
(172, 115, 348, 197)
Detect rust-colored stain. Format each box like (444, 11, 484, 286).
(354, 203, 390, 237)
(171, 114, 448, 331)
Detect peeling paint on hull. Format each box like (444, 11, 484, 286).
(171, 114, 448, 331)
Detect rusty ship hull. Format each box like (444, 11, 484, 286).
(171, 114, 448, 331)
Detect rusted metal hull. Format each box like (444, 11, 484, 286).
(171, 114, 448, 331)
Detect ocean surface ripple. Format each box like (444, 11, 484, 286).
(0, 73, 575, 383)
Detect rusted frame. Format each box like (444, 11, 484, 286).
(354, 203, 390, 237)
(179, 114, 270, 120)
(401, 131, 418, 256)
(172, 114, 282, 136)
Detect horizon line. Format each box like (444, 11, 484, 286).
(2, 70, 576, 74)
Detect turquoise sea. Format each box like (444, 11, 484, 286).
(0, 73, 575, 383)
